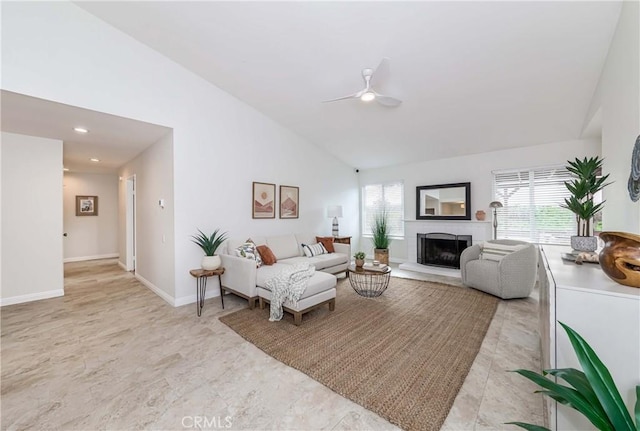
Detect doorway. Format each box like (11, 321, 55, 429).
(126, 175, 136, 272)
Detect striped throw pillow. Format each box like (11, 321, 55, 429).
(480, 242, 526, 262)
(302, 242, 328, 257)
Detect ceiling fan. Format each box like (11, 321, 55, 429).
(322, 58, 402, 107)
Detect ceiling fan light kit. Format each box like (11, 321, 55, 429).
(323, 58, 402, 107)
(361, 91, 376, 102)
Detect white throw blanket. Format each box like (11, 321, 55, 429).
(266, 263, 315, 321)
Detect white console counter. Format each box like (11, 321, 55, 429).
(539, 245, 640, 430)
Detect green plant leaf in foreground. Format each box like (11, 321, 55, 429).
(511, 369, 613, 430)
(635, 385, 640, 431)
(559, 322, 635, 431)
(510, 323, 638, 431)
(545, 368, 607, 420)
(505, 422, 551, 431)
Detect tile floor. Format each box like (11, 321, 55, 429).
(0, 259, 543, 430)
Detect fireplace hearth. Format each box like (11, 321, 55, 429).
(417, 233, 472, 269)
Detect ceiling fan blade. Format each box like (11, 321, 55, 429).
(375, 94, 402, 107)
(321, 90, 363, 103)
(370, 57, 391, 89)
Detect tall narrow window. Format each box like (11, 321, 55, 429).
(493, 166, 575, 245)
(362, 181, 404, 238)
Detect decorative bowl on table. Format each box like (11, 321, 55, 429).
(598, 231, 640, 288)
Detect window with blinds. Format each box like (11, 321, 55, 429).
(493, 166, 575, 245)
(362, 181, 404, 238)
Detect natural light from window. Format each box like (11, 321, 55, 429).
(493, 166, 578, 245)
(362, 181, 404, 238)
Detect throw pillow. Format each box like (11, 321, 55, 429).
(235, 239, 263, 268)
(480, 242, 526, 262)
(315, 236, 335, 253)
(256, 245, 277, 266)
(302, 242, 328, 257)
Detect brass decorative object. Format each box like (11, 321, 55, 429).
(599, 231, 640, 288)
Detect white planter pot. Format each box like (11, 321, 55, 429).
(201, 255, 221, 270)
(570, 236, 598, 252)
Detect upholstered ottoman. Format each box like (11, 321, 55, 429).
(257, 271, 337, 325)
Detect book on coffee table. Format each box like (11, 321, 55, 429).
(362, 263, 389, 272)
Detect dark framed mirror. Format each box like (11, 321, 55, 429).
(416, 182, 471, 220)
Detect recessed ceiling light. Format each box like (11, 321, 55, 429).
(63, 168, 70, 171)
(90, 158, 100, 162)
(74, 127, 89, 134)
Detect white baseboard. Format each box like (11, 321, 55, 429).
(174, 286, 221, 308)
(134, 273, 175, 306)
(64, 253, 119, 263)
(1, 289, 64, 307)
(117, 261, 127, 271)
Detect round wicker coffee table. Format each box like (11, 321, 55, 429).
(347, 264, 392, 297)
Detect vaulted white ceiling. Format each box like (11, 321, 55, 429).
(75, 1, 620, 170)
(1, 2, 620, 173)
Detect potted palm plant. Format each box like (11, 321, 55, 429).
(372, 209, 391, 265)
(561, 156, 611, 252)
(191, 228, 228, 270)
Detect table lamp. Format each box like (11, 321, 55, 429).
(489, 201, 503, 240)
(327, 205, 343, 237)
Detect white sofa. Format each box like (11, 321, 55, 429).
(219, 233, 350, 309)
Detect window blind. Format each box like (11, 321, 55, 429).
(362, 181, 404, 238)
(493, 166, 575, 245)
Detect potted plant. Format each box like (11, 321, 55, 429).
(372, 209, 391, 265)
(561, 156, 611, 252)
(508, 322, 639, 431)
(191, 228, 228, 270)
(353, 251, 366, 268)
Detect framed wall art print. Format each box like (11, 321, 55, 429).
(76, 195, 98, 216)
(252, 182, 276, 219)
(279, 185, 299, 219)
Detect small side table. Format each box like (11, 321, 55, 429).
(189, 267, 225, 317)
(333, 236, 352, 245)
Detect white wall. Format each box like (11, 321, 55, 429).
(588, 1, 640, 233)
(358, 139, 601, 261)
(1, 132, 64, 305)
(118, 132, 176, 302)
(1, 1, 358, 305)
(63, 172, 118, 261)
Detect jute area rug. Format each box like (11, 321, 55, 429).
(219, 277, 499, 431)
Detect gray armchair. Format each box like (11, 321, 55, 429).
(460, 239, 538, 299)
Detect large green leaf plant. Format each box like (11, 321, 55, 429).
(560, 157, 611, 236)
(508, 322, 640, 431)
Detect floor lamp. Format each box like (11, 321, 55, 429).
(489, 201, 503, 240)
(327, 205, 343, 237)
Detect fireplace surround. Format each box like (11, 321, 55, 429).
(417, 233, 472, 269)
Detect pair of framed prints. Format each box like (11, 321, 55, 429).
(252, 182, 298, 219)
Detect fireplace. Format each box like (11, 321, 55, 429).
(417, 233, 472, 269)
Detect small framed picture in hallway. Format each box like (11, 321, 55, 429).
(76, 195, 98, 216)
